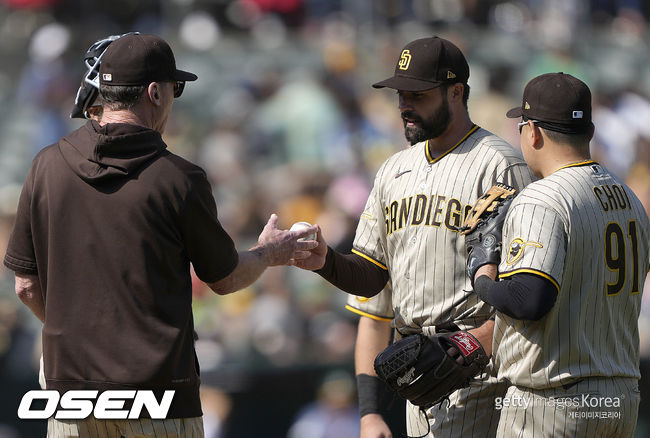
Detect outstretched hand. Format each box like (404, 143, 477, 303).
(256, 214, 318, 266)
(289, 225, 328, 271)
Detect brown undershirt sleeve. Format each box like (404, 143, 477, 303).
(314, 246, 389, 298)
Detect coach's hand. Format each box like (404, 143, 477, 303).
(290, 225, 328, 270)
(256, 214, 318, 266)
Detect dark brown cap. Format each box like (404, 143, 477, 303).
(99, 33, 197, 86)
(507, 72, 592, 133)
(372, 37, 469, 92)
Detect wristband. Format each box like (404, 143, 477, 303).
(357, 373, 389, 418)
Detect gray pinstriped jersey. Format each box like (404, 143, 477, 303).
(494, 161, 650, 389)
(48, 416, 204, 437)
(346, 126, 534, 335)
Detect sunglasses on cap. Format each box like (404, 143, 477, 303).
(173, 81, 185, 98)
(517, 118, 539, 134)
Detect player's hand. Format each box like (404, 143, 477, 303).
(447, 346, 465, 365)
(290, 225, 328, 270)
(256, 214, 318, 266)
(360, 413, 392, 438)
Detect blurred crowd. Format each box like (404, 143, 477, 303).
(0, 0, 649, 437)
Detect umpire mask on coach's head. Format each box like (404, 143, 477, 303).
(70, 32, 139, 119)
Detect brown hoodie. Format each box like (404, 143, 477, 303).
(5, 120, 238, 418)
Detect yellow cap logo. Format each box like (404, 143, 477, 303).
(398, 50, 412, 70)
(524, 102, 531, 110)
(356, 296, 371, 303)
(447, 71, 456, 79)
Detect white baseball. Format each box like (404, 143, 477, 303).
(290, 221, 316, 241)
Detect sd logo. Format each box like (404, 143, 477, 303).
(398, 50, 412, 70)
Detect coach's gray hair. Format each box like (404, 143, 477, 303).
(99, 84, 147, 110)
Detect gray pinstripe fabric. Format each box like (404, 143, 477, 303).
(348, 127, 535, 437)
(47, 416, 204, 438)
(495, 378, 639, 438)
(495, 163, 649, 388)
(406, 371, 507, 438)
(493, 162, 648, 437)
(351, 128, 533, 336)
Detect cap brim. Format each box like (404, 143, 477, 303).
(372, 75, 443, 92)
(175, 69, 198, 82)
(506, 107, 523, 118)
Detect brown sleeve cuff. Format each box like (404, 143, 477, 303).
(4, 253, 38, 275)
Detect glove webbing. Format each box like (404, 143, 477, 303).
(460, 183, 516, 235)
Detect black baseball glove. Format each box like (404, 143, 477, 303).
(373, 331, 489, 409)
(461, 183, 516, 285)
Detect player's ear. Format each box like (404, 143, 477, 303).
(449, 83, 463, 102)
(147, 82, 162, 106)
(531, 122, 544, 149)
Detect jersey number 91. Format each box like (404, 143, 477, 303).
(604, 220, 640, 296)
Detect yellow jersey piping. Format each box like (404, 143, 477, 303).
(553, 160, 597, 173)
(351, 249, 388, 270)
(425, 125, 479, 164)
(500, 269, 560, 293)
(345, 305, 393, 321)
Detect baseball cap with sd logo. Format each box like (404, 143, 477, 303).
(372, 36, 469, 92)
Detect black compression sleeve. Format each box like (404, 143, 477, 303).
(314, 247, 389, 297)
(474, 273, 558, 320)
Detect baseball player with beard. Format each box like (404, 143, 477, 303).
(470, 72, 649, 438)
(293, 36, 534, 437)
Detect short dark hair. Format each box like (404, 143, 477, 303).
(440, 82, 471, 109)
(540, 126, 593, 150)
(99, 84, 146, 110)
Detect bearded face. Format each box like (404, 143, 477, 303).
(401, 91, 451, 145)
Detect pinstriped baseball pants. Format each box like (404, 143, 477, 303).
(496, 377, 640, 438)
(47, 416, 204, 438)
(406, 369, 507, 438)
